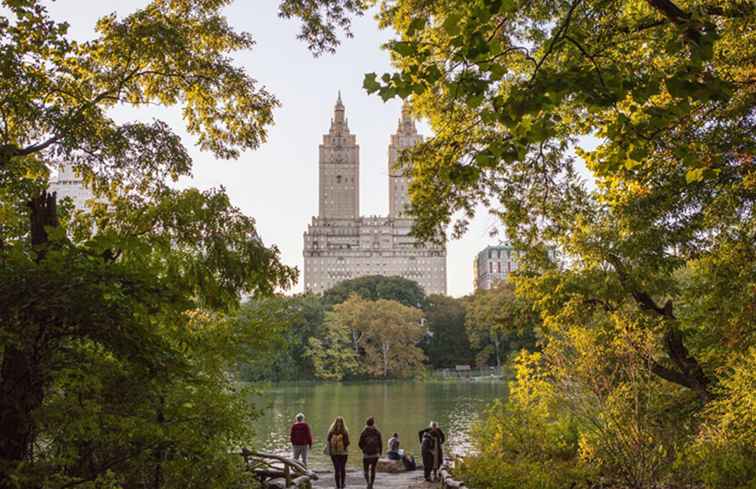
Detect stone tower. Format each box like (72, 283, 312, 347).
(319, 92, 359, 219)
(388, 104, 423, 218)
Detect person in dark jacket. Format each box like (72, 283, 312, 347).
(289, 412, 313, 467)
(327, 416, 350, 489)
(358, 417, 382, 489)
(420, 431, 435, 481)
(418, 421, 445, 481)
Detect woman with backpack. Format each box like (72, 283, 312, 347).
(326, 416, 350, 489)
(358, 417, 382, 489)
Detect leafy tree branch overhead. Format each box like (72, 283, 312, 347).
(349, 0, 754, 402)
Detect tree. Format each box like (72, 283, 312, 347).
(423, 294, 473, 368)
(346, 0, 753, 485)
(322, 275, 427, 309)
(307, 299, 362, 381)
(356, 298, 426, 378)
(465, 282, 539, 368)
(361, 0, 754, 404)
(237, 294, 326, 381)
(309, 294, 426, 379)
(0, 0, 375, 486)
(0, 194, 295, 489)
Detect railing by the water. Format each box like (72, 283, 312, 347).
(241, 448, 319, 489)
(433, 366, 505, 379)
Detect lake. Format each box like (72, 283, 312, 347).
(250, 381, 506, 469)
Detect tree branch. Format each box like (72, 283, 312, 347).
(645, 0, 703, 44)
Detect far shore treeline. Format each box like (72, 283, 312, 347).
(236, 275, 539, 382)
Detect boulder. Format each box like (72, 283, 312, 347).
(376, 458, 404, 473)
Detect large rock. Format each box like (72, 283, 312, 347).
(376, 458, 404, 473)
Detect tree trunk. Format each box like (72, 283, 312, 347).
(609, 256, 712, 401)
(0, 348, 45, 486)
(29, 191, 58, 260)
(382, 344, 390, 378)
(0, 192, 58, 488)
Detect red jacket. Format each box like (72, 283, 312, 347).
(290, 422, 313, 446)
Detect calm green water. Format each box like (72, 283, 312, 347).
(250, 381, 505, 469)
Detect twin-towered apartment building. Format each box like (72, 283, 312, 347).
(47, 95, 450, 296)
(302, 95, 447, 295)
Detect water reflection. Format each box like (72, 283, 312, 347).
(249, 382, 505, 469)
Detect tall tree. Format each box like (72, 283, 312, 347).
(0, 0, 374, 486)
(307, 298, 362, 381)
(309, 294, 426, 379)
(423, 294, 474, 368)
(359, 0, 754, 402)
(465, 282, 539, 368)
(356, 297, 426, 378)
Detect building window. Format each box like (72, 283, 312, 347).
(336, 175, 342, 183)
(489, 262, 493, 273)
(488, 250, 492, 259)
(497, 262, 501, 273)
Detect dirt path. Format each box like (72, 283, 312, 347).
(311, 470, 439, 489)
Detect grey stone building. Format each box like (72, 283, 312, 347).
(303, 95, 447, 295)
(473, 244, 521, 290)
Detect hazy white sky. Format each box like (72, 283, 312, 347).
(39, 1, 505, 297)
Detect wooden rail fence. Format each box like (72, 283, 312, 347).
(241, 448, 319, 489)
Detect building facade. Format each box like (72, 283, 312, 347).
(303, 96, 447, 295)
(473, 244, 521, 290)
(48, 164, 94, 212)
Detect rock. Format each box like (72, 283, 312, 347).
(376, 458, 404, 473)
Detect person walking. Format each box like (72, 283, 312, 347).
(327, 416, 350, 489)
(358, 417, 382, 489)
(289, 413, 313, 467)
(418, 421, 445, 481)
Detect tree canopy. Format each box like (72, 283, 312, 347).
(423, 294, 474, 368)
(308, 294, 426, 379)
(322, 274, 428, 308)
(0, 1, 355, 487)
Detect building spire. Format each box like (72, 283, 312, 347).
(333, 91, 346, 125)
(397, 101, 417, 135)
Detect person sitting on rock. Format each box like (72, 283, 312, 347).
(387, 433, 401, 460)
(386, 433, 417, 471)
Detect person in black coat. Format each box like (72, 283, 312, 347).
(418, 421, 445, 481)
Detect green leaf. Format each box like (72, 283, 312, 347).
(443, 13, 462, 36)
(363, 73, 380, 94)
(686, 167, 706, 183)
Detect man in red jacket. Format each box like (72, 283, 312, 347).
(290, 413, 313, 467)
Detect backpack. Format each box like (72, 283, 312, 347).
(330, 433, 345, 452)
(421, 434, 435, 453)
(363, 429, 381, 454)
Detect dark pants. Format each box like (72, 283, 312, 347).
(331, 455, 347, 488)
(363, 456, 378, 484)
(422, 451, 434, 480)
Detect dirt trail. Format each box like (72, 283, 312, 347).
(311, 470, 438, 489)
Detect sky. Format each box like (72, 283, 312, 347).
(38, 0, 504, 297)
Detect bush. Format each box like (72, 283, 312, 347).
(457, 352, 594, 489)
